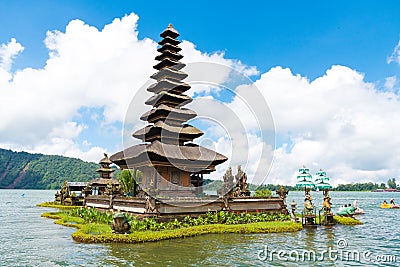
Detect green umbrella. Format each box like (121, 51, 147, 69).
(295, 166, 315, 192)
(314, 169, 332, 191)
(296, 181, 315, 193)
(295, 180, 315, 189)
(315, 182, 332, 190)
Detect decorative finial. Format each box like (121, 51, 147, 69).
(104, 153, 108, 158)
(168, 23, 173, 28)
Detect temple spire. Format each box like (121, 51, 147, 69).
(133, 24, 203, 145)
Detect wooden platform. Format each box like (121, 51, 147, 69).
(85, 195, 288, 218)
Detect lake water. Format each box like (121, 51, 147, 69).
(0, 190, 399, 266)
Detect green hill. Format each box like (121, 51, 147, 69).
(0, 148, 100, 189)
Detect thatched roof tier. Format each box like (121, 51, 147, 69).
(90, 178, 120, 186)
(140, 104, 196, 123)
(145, 91, 192, 107)
(150, 67, 188, 82)
(96, 168, 115, 173)
(132, 121, 203, 143)
(99, 153, 112, 165)
(160, 24, 180, 39)
(155, 50, 183, 62)
(157, 43, 182, 53)
(110, 141, 227, 172)
(158, 36, 180, 46)
(153, 58, 184, 70)
(147, 79, 190, 94)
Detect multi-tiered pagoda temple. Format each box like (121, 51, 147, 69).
(110, 24, 227, 197)
(90, 153, 120, 195)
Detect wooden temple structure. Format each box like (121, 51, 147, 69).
(89, 153, 120, 196)
(85, 24, 288, 218)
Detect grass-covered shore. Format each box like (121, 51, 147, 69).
(37, 202, 80, 209)
(39, 204, 303, 243)
(39, 203, 362, 244)
(42, 211, 302, 243)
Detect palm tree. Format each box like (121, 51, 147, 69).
(118, 169, 142, 196)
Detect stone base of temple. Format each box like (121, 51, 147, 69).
(85, 195, 288, 220)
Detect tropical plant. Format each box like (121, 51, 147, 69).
(254, 189, 272, 197)
(117, 169, 142, 196)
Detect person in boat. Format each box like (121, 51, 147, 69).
(353, 200, 365, 214)
(383, 200, 388, 205)
(390, 198, 396, 205)
(338, 204, 347, 213)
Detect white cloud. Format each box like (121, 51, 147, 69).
(0, 38, 24, 72)
(253, 65, 400, 186)
(178, 64, 400, 186)
(388, 40, 400, 64)
(385, 76, 397, 90)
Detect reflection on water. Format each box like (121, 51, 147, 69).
(0, 190, 399, 266)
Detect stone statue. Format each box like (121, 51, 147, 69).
(234, 165, 250, 197)
(60, 181, 70, 205)
(304, 188, 314, 214)
(112, 212, 131, 234)
(322, 190, 333, 215)
(54, 191, 61, 203)
(276, 186, 288, 202)
(218, 167, 234, 197)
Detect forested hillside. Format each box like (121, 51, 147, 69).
(0, 149, 100, 189)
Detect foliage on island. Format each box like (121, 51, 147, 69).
(66, 207, 291, 230)
(41, 208, 301, 244)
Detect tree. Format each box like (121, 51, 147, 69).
(118, 169, 142, 196)
(387, 178, 397, 189)
(254, 189, 272, 197)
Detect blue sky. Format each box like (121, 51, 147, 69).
(1, 0, 399, 82)
(1, 1, 400, 185)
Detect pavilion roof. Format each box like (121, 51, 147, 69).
(110, 140, 227, 168)
(90, 178, 120, 186)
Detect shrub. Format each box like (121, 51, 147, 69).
(254, 189, 272, 197)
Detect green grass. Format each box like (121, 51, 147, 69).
(40, 207, 361, 244)
(333, 216, 363, 225)
(81, 223, 113, 235)
(71, 221, 303, 244)
(40, 209, 303, 244)
(41, 211, 85, 228)
(36, 202, 80, 210)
